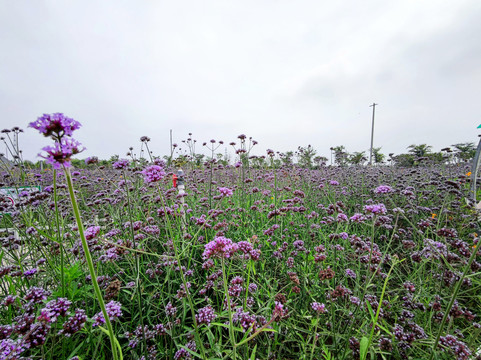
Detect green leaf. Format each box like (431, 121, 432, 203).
(360, 336, 369, 360)
(250, 344, 258, 360)
(98, 326, 123, 360)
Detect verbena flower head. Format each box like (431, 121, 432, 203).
(39, 138, 85, 169)
(374, 185, 393, 194)
(218, 187, 233, 197)
(92, 301, 122, 327)
(311, 302, 327, 314)
(112, 159, 130, 169)
(142, 165, 166, 183)
(202, 236, 238, 260)
(85, 156, 99, 165)
(29, 113, 81, 138)
(195, 305, 216, 325)
(364, 203, 387, 215)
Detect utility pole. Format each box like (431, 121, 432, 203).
(369, 103, 378, 165)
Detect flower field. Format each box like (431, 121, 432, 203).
(0, 117, 480, 359)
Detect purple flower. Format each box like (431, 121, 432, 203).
(112, 159, 130, 169)
(311, 302, 327, 314)
(364, 203, 387, 215)
(85, 156, 99, 165)
(23, 268, 38, 278)
(218, 187, 233, 197)
(29, 113, 81, 137)
(92, 301, 122, 327)
(329, 180, 339, 186)
(58, 309, 87, 337)
(202, 236, 239, 260)
(195, 305, 216, 325)
(84, 226, 100, 240)
(374, 185, 393, 194)
(165, 302, 177, 317)
(142, 165, 166, 183)
(39, 138, 85, 169)
(38, 298, 72, 323)
(273, 301, 287, 321)
(345, 268, 357, 279)
(25, 287, 51, 304)
(439, 335, 471, 359)
(350, 213, 366, 223)
(0, 339, 25, 359)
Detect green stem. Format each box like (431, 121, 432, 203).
(222, 258, 237, 359)
(364, 260, 396, 359)
(428, 243, 480, 359)
(64, 167, 120, 360)
(156, 183, 208, 360)
(52, 170, 65, 297)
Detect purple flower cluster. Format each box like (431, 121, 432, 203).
(38, 298, 72, 323)
(374, 185, 393, 194)
(439, 335, 472, 360)
(40, 138, 85, 169)
(58, 309, 87, 337)
(311, 302, 327, 314)
(29, 113, 81, 137)
(92, 301, 122, 327)
(112, 159, 130, 169)
(218, 187, 234, 197)
(364, 203, 387, 215)
(29, 113, 84, 168)
(195, 305, 216, 325)
(202, 236, 239, 260)
(142, 165, 166, 183)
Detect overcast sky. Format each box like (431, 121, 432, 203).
(1, 1, 480, 162)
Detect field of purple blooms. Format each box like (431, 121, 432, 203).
(1, 116, 481, 360)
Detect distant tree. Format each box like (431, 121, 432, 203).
(407, 144, 432, 157)
(313, 155, 328, 168)
(280, 151, 294, 167)
(393, 153, 415, 167)
(424, 152, 444, 165)
(332, 146, 349, 166)
(349, 151, 367, 165)
(297, 145, 317, 169)
(71, 159, 87, 169)
(250, 156, 266, 169)
(193, 154, 205, 167)
(372, 147, 385, 164)
(452, 142, 476, 162)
